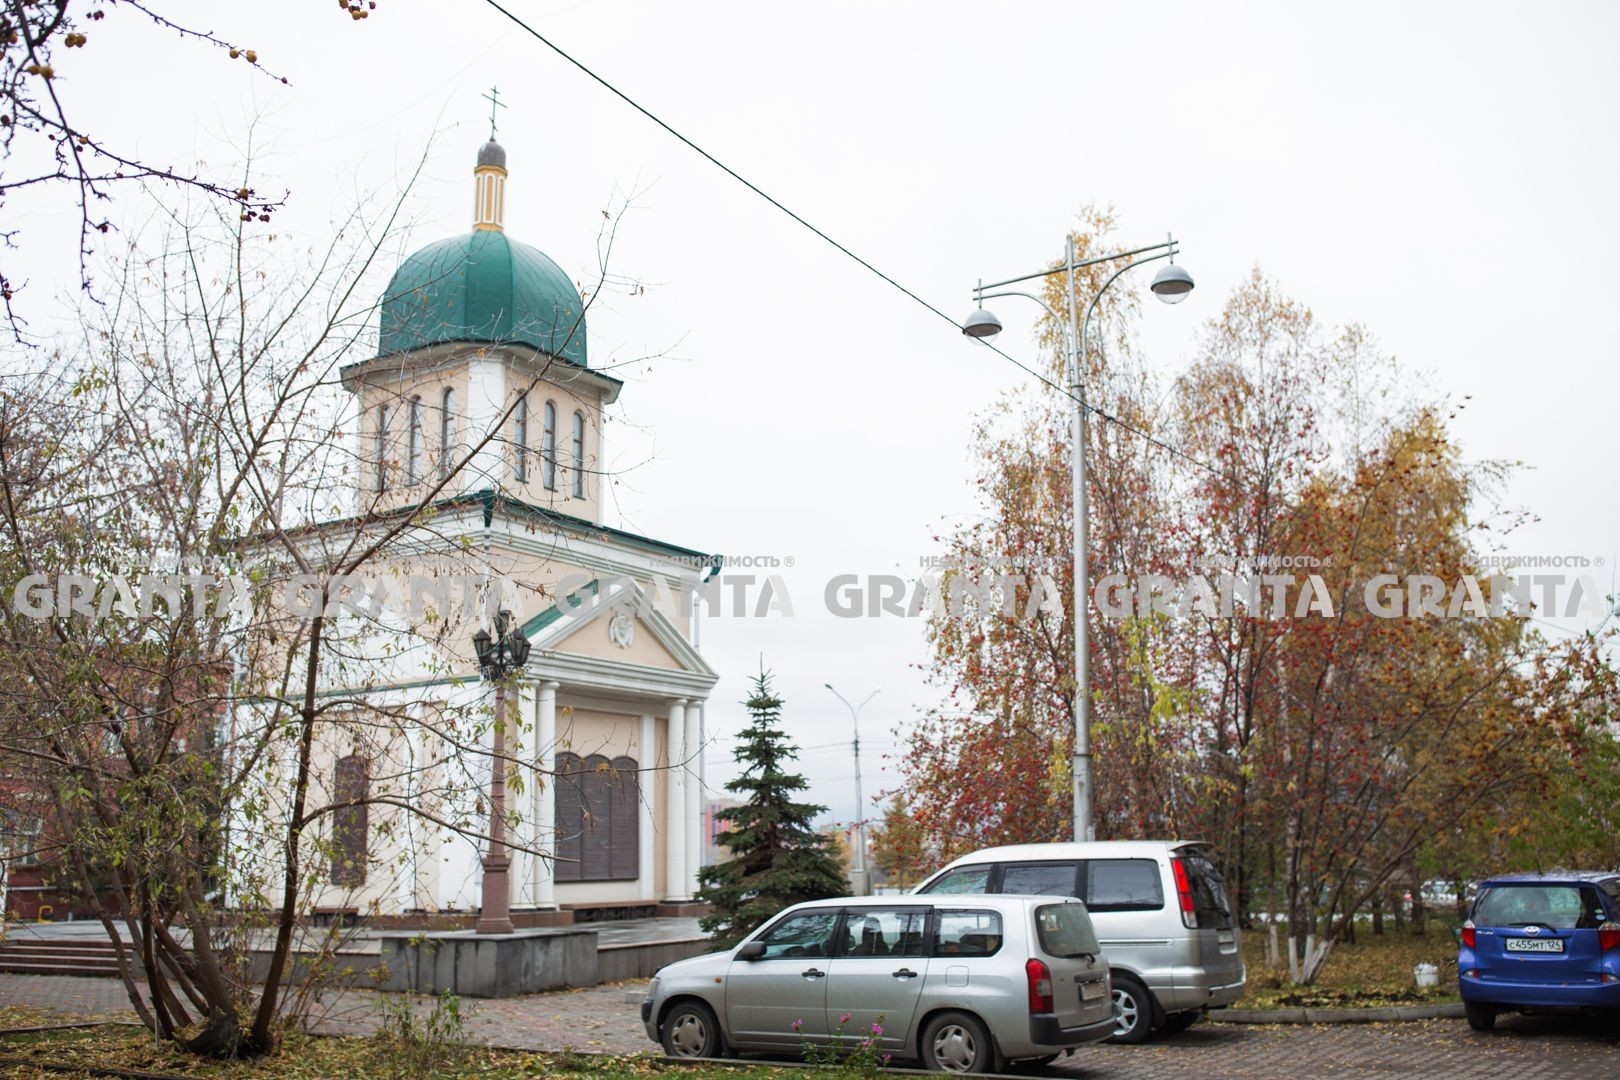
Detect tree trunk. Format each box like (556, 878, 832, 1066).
(1371, 893, 1384, 936)
(1411, 878, 1427, 937)
(251, 615, 326, 1050)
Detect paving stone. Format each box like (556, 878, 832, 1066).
(2, 973, 1617, 1077)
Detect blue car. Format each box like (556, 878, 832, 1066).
(1458, 871, 1620, 1030)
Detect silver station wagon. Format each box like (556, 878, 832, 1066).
(642, 894, 1115, 1072)
(914, 841, 1245, 1042)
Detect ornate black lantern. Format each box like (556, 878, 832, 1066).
(473, 609, 530, 680)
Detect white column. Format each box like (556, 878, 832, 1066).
(463, 353, 508, 493)
(684, 700, 704, 898)
(593, 411, 607, 527)
(638, 713, 656, 898)
(506, 682, 535, 906)
(533, 680, 559, 908)
(664, 699, 688, 901)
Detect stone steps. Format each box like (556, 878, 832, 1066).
(0, 937, 139, 978)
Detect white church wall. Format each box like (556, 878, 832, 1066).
(500, 363, 606, 521)
(351, 353, 473, 507)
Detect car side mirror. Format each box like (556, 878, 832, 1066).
(736, 941, 766, 961)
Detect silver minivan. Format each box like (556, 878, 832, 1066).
(913, 841, 1244, 1042)
(642, 894, 1115, 1071)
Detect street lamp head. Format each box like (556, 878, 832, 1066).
(962, 307, 1003, 340)
(1150, 262, 1195, 305)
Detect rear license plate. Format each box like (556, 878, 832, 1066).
(1081, 980, 1107, 1001)
(1505, 937, 1564, 953)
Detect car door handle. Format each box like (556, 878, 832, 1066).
(802, 968, 825, 979)
(892, 968, 919, 979)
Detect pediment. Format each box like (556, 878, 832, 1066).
(522, 578, 714, 678)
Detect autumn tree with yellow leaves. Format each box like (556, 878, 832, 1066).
(899, 238, 1617, 983)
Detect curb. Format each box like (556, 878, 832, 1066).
(1211, 1003, 1465, 1024)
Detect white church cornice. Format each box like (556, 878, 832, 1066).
(340, 340, 624, 406)
(262, 489, 718, 585)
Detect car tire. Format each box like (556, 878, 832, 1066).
(1464, 1001, 1497, 1033)
(1158, 1010, 1202, 1034)
(661, 1000, 724, 1059)
(1108, 974, 1155, 1044)
(920, 1010, 1000, 1073)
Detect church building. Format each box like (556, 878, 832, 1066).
(294, 134, 719, 922)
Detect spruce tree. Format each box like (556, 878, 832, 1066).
(697, 669, 848, 948)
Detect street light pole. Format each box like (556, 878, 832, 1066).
(824, 684, 878, 895)
(964, 236, 1193, 842)
(472, 609, 531, 934)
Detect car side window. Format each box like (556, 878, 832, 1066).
(1084, 859, 1165, 912)
(919, 865, 992, 895)
(757, 911, 840, 960)
(835, 908, 929, 958)
(1001, 862, 1080, 897)
(933, 909, 1003, 957)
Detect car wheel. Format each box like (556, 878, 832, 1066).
(1464, 1001, 1497, 1033)
(1108, 974, 1155, 1044)
(1158, 1010, 1202, 1034)
(921, 1010, 999, 1073)
(661, 1000, 724, 1059)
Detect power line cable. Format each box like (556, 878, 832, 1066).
(473, 0, 1198, 446)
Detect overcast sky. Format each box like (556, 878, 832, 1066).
(12, 1, 1618, 830)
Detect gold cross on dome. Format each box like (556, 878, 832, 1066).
(482, 86, 505, 139)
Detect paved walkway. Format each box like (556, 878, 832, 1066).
(1, 973, 1617, 1077)
(0, 972, 651, 1054)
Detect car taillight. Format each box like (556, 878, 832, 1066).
(1026, 958, 1054, 1014)
(1171, 858, 1197, 930)
(1461, 920, 1475, 949)
(1600, 922, 1620, 952)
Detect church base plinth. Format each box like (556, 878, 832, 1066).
(375, 927, 599, 998)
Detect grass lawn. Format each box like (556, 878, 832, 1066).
(0, 1007, 793, 1080)
(1236, 922, 1463, 1009)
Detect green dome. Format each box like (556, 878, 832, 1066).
(379, 230, 587, 365)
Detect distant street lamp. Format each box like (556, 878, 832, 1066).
(472, 609, 531, 934)
(824, 683, 878, 896)
(964, 235, 1194, 841)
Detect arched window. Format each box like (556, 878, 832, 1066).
(374, 403, 391, 493)
(513, 393, 529, 482)
(330, 754, 370, 887)
(542, 401, 557, 491)
(553, 752, 639, 882)
(571, 411, 586, 498)
(406, 395, 423, 485)
(438, 386, 456, 480)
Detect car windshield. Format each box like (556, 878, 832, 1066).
(1472, 884, 1607, 929)
(1035, 903, 1101, 958)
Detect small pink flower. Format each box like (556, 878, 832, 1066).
(791, 1018, 804, 1032)
(872, 1022, 884, 1035)
(882, 1053, 893, 1063)
(840, 1012, 852, 1024)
